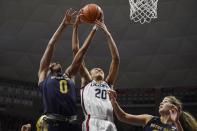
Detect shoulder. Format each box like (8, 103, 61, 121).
(102, 81, 111, 88)
(81, 80, 94, 88)
(142, 115, 158, 129)
(64, 72, 71, 77)
(141, 115, 155, 126)
(38, 72, 52, 86)
(104, 80, 114, 89)
(144, 115, 159, 125)
(63, 73, 71, 79)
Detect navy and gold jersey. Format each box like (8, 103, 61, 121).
(39, 72, 77, 116)
(144, 116, 177, 131)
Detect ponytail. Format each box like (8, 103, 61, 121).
(179, 111, 197, 131)
(165, 96, 197, 131)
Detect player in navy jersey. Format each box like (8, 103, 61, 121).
(72, 13, 120, 131)
(36, 9, 98, 131)
(108, 91, 197, 131)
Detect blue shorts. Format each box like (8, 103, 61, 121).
(45, 119, 81, 131)
(36, 115, 81, 131)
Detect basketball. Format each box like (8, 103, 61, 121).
(81, 4, 102, 24)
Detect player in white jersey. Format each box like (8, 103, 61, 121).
(72, 14, 120, 131)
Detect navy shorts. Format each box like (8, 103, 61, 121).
(44, 119, 81, 131)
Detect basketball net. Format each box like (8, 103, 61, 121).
(129, 0, 158, 24)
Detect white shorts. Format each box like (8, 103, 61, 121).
(82, 117, 117, 131)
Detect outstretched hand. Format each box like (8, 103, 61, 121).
(108, 90, 117, 104)
(168, 104, 180, 123)
(21, 124, 31, 131)
(94, 19, 110, 35)
(73, 10, 84, 27)
(100, 9, 104, 22)
(62, 8, 77, 26)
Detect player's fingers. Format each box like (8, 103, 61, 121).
(65, 11, 71, 19)
(78, 9, 83, 14)
(76, 14, 83, 23)
(108, 90, 113, 93)
(26, 124, 31, 127)
(108, 90, 114, 96)
(95, 19, 101, 23)
(78, 14, 84, 17)
(21, 126, 25, 131)
(169, 109, 172, 115)
(66, 8, 72, 16)
(172, 106, 178, 113)
(166, 103, 173, 108)
(65, 9, 69, 16)
(69, 8, 72, 13)
(92, 25, 97, 30)
(172, 104, 177, 109)
(108, 90, 112, 95)
(94, 20, 101, 26)
(68, 8, 72, 14)
(108, 90, 116, 96)
(71, 11, 77, 17)
(108, 92, 113, 100)
(168, 104, 178, 111)
(96, 19, 104, 26)
(75, 17, 81, 24)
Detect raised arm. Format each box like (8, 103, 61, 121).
(95, 20, 120, 89)
(169, 105, 184, 131)
(38, 9, 76, 85)
(66, 25, 97, 80)
(71, 14, 92, 86)
(108, 90, 152, 127)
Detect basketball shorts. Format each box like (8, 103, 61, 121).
(82, 117, 117, 131)
(36, 114, 81, 131)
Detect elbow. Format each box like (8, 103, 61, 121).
(72, 48, 79, 56)
(114, 56, 120, 64)
(79, 47, 87, 55)
(117, 116, 123, 122)
(117, 113, 127, 122)
(48, 41, 56, 47)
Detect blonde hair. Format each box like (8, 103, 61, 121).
(165, 96, 197, 131)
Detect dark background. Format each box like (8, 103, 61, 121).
(0, 0, 197, 130)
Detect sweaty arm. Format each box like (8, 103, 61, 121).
(38, 9, 75, 85)
(108, 90, 152, 127)
(95, 20, 120, 89)
(66, 25, 97, 81)
(71, 19, 92, 86)
(38, 19, 66, 85)
(169, 105, 184, 131)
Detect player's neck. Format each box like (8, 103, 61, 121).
(160, 115, 173, 125)
(94, 79, 103, 84)
(53, 72, 61, 76)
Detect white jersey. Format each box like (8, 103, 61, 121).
(81, 80, 117, 131)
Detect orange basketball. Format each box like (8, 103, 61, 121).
(81, 4, 102, 24)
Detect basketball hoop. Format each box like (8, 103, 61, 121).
(129, 0, 158, 24)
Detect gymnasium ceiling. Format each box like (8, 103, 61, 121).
(0, 0, 197, 89)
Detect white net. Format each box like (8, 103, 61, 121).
(129, 0, 158, 24)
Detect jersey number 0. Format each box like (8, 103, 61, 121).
(59, 80, 68, 94)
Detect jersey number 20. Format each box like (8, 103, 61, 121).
(95, 89, 107, 99)
(59, 80, 68, 94)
